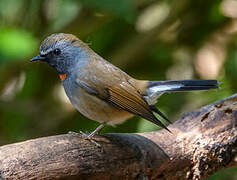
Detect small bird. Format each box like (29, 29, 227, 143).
(30, 33, 219, 138)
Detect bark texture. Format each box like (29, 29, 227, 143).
(0, 94, 236, 180)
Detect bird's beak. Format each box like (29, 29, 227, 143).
(30, 55, 45, 62)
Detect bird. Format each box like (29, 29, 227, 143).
(30, 33, 219, 138)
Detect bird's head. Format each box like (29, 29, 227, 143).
(30, 33, 90, 74)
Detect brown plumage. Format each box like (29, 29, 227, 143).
(30, 33, 219, 138)
(75, 56, 170, 131)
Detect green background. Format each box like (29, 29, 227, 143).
(0, 0, 236, 179)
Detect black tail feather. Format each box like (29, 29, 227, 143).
(144, 80, 219, 133)
(150, 105, 172, 124)
(145, 110, 172, 133)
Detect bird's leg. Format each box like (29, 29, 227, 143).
(79, 123, 106, 147)
(87, 123, 106, 138)
(79, 123, 105, 139)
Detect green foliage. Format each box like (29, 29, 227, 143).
(0, 28, 37, 62)
(50, 0, 81, 31)
(226, 46, 237, 78)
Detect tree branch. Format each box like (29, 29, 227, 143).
(0, 94, 236, 180)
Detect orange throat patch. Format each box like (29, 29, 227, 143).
(59, 73, 67, 81)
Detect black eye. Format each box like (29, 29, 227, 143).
(53, 48, 61, 55)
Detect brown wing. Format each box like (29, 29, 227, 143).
(106, 83, 170, 131)
(77, 78, 170, 131)
(76, 56, 170, 131)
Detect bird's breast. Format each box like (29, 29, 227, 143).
(62, 77, 133, 125)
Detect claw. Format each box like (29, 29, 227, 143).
(68, 131, 79, 135)
(68, 123, 106, 148)
(79, 131, 101, 147)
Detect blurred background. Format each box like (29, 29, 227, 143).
(0, 0, 236, 179)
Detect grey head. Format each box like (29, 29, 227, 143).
(30, 33, 90, 74)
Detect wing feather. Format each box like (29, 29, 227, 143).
(106, 84, 171, 132)
(75, 58, 170, 131)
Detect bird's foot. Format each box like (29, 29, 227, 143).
(79, 131, 102, 148)
(68, 130, 101, 147)
(68, 123, 105, 147)
(68, 131, 80, 136)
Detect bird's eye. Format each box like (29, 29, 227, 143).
(53, 48, 61, 55)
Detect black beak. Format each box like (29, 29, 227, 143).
(30, 55, 45, 62)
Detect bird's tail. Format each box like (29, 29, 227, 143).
(148, 80, 219, 92)
(145, 80, 219, 105)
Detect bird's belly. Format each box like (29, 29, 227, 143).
(64, 83, 133, 125)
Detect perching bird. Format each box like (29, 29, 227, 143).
(30, 33, 219, 138)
